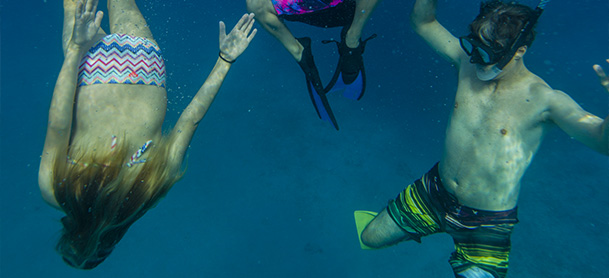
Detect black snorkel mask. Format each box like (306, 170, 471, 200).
(460, 33, 507, 66)
(459, 0, 550, 81)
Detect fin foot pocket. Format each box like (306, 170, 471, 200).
(323, 29, 377, 100)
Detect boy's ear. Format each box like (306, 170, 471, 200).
(515, 45, 527, 59)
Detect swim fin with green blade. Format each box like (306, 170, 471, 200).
(354, 210, 378, 250)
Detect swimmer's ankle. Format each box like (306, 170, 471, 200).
(345, 29, 360, 49)
(294, 44, 305, 62)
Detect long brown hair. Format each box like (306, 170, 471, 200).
(52, 134, 183, 269)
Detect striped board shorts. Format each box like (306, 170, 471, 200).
(387, 163, 519, 278)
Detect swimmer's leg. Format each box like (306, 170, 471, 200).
(62, 0, 107, 55)
(246, 0, 304, 61)
(344, 0, 382, 48)
(359, 208, 414, 249)
(107, 0, 155, 43)
(448, 222, 516, 278)
(456, 267, 496, 278)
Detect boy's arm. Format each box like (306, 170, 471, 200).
(547, 62, 609, 155)
(168, 14, 257, 165)
(410, 0, 464, 66)
(39, 0, 103, 208)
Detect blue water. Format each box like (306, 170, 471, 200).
(1, 0, 608, 277)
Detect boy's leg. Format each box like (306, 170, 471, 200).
(246, 0, 304, 61)
(360, 208, 412, 248)
(361, 169, 445, 249)
(107, 0, 155, 43)
(345, 0, 382, 48)
(449, 223, 517, 278)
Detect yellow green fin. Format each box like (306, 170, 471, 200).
(354, 210, 378, 250)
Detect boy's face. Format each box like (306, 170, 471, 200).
(479, 46, 527, 81)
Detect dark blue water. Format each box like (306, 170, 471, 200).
(1, 0, 608, 277)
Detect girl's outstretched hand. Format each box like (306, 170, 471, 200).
(219, 13, 257, 63)
(72, 0, 103, 47)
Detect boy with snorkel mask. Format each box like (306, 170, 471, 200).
(353, 0, 609, 277)
(460, 0, 546, 81)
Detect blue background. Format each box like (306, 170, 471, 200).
(1, 0, 608, 277)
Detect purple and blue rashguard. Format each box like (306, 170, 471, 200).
(271, 0, 344, 15)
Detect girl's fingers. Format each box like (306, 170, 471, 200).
(245, 18, 255, 35)
(75, 1, 84, 19)
(95, 11, 104, 28)
(235, 14, 247, 31)
(239, 13, 254, 32)
(84, 0, 94, 14)
(248, 29, 257, 42)
(219, 21, 226, 42)
(90, 0, 100, 15)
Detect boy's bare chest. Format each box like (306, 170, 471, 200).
(456, 83, 534, 120)
(451, 82, 546, 138)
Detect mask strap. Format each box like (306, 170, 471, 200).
(495, 3, 546, 70)
(537, 0, 551, 9)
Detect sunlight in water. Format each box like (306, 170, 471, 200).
(578, 114, 602, 124)
(492, 130, 533, 187)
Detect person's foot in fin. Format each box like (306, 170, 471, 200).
(354, 210, 380, 250)
(323, 28, 376, 101)
(296, 37, 339, 130)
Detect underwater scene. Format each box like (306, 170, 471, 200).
(1, 0, 608, 277)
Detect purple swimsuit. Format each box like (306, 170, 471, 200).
(271, 0, 344, 15)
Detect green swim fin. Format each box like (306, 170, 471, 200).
(354, 210, 378, 250)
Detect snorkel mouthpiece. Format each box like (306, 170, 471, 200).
(476, 65, 503, 81)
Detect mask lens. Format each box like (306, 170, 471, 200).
(476, 48, 492, 64)
(460, 37, 474, 55)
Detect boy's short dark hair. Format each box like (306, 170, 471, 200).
(469, 0, 537, 49)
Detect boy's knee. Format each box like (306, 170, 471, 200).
(456, 267, 495, 278)
(360, 226, 387, 249)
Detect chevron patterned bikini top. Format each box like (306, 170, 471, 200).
(78, 34, 166, 88)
